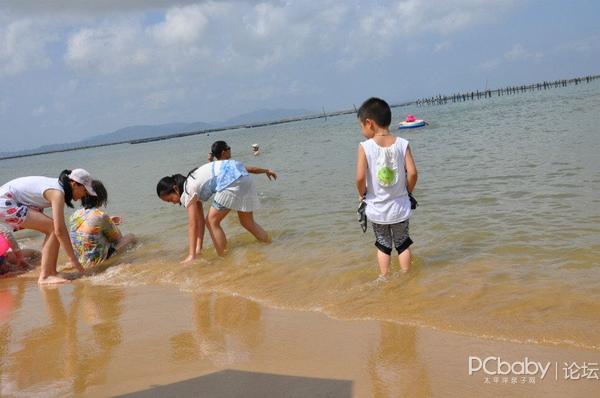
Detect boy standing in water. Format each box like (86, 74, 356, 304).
(355, 98, 418, 280)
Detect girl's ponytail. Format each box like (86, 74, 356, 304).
(58, 169, 74, 208)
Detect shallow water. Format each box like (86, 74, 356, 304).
(1, 81, 599, 350)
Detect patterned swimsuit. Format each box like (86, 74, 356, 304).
(69, 208, 121, 266)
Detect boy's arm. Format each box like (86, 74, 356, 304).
(405, 145, 418, 193)
(356, 144, 368, 199)
(245, 165, 277, 180)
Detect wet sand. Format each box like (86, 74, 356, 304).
(1, 278, 599, 397)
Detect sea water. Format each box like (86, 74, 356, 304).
(1, 80, 599, 350)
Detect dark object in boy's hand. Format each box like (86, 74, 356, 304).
(357, 200, 367, 233)
(409, 192, 418, 210)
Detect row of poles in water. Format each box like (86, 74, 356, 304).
(413, 74, 600, 107)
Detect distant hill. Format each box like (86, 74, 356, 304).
(215, 108, 312, 127)
(0, 108, 312, 158)
(83, 122, 213, 146)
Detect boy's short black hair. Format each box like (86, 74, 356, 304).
(357, 97, 392, 128)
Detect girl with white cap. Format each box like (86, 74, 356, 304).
(0, 169, 97, 284)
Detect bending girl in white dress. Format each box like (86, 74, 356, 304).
(157, 158, 276, 262)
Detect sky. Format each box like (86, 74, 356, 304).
(0, 0, 599, 152)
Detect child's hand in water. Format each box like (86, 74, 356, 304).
(70, 258, 85, 274)
(266, 170, 277, 180)
(111, 216, 122, 225)
(14, 251, 31, 269)
(16, 258, 31, 270)
(180, 254, 196, 264)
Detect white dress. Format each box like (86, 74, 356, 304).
(179, 161, 260, 212)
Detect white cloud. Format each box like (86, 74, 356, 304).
(480, 58, 500, 71)
(341, 0, 517, 65)
(32, 105, 47, 117)
(0, 18, 54, 76)
(143, 88, 187, 109)
(0, 1, 205, 16)
(59, 0, 519, 77)
(480, 42, 544, 71)
(62, 1, 345, 76)
(65, 21, 150, 73)
(151, 4, 209, 45)
(504, 43, 543, 60)
(554, 34, 600, 53)
(434, 41, 452, 53)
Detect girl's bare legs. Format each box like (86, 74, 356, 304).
(195, 202, 206, 255)
(207, 208, 231, 256)
(377, 249, 391, 278)
(20, 211, 68, 284)
(399, 248, 411, 273)
(237, 211, 269, 242)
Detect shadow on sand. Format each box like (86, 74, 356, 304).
(116, 369, 353, 398)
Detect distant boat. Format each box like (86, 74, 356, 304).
(398, 119, 427, 129)
(398, 114, 428, 129)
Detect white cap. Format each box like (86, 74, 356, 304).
(252, 143, 259, 148)
(68, 168, 97, 196)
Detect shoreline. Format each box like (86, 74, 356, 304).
(2, 278, 600, 397)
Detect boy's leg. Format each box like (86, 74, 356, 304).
(377, 249, 392, 277)
(207, 207, 231, 256)
(237, 211, 269, 242)
(391, 220, 413, 273)
(372, 223, 393, 277)
(399, 248, 411, 273)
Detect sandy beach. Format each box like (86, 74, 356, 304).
(1, 0, 599, 396)
(1, 277, 598, 397)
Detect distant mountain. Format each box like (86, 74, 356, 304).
(83, 121, 213, 145)
(214, 108, 312, 127)
(0, 108, 313, 158)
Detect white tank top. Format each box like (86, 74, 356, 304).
(360, 137, 411, 224)
(0, 176, 64, 208)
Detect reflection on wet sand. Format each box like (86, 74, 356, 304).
(368, 323, 432, 397)
(170, 293, 263, 367)
(2, 282, 600, 397)
(0, 280, 26, 388)
(0, 281, 124, 396)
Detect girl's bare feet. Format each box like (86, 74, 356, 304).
(38, 275, 70, 285)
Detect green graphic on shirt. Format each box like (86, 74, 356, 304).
(377, 166, 396, 186)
